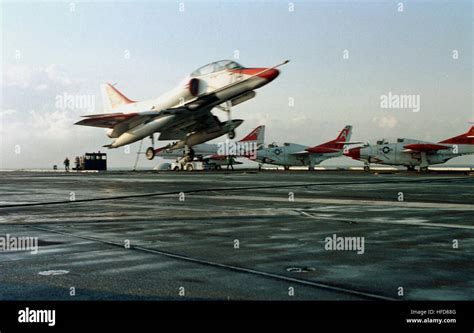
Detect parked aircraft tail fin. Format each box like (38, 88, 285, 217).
(334, 125, 352, 145)
(305, 125, 353, 154)
(239, 125, 265, 147)
(321, 125, 353, 149)
(439, 126, 474, 145)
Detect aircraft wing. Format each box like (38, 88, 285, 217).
(77, 105, 223, 146)
(290, 151, 310, 156)
(74, 107, 198, 132)
(201, 154, 227, 160)
(402, 143, 451, 152)
(75, 110, 186, 129)
(75, 112, 142, 128)
(290, 147, 342, 155)
(335, 141, 364, 145)
(158, 108, 220, 140)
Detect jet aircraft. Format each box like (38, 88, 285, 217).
(75, 60, 287, 158)
(254, 125, 353, 170)
(345, 126, 474, 171)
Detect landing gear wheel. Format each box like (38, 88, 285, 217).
(173, 166, 180, 171)
(228, 130, 236, 140)
(145, 147, 155, 160)
(363, 165, 370, 172)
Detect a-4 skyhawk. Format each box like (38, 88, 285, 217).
(75, 59, 288, 157)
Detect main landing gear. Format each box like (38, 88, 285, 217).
(418, 166, 429, 173)
(145, 134, 156, 160)
(418, 152, 430, 173)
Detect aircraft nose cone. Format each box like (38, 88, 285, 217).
(258, 68, 280, 82)
(345, 147, 361, 160)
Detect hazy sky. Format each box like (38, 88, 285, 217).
(1, 0, 472, 169)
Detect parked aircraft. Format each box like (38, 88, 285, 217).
(254, 125, 353, 170)
(344, 126, 474, 171)
(149, 125, 265, 166)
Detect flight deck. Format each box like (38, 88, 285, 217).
(0, 170, 473, 300)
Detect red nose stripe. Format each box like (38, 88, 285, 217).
(258, 68, 279, 81)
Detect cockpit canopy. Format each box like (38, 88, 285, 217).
(374, 138, 406, 145)
(190, 60, 243, 77)
(268, 142, 291, 148)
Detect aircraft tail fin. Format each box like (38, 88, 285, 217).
(323, 125, 352, 149)
(334, 125, 352, 145)
(439, 126, 474, 145)
(101, 83, 136, 112)
(306, 125, 353, 153)
(239, 125, 265, 147)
